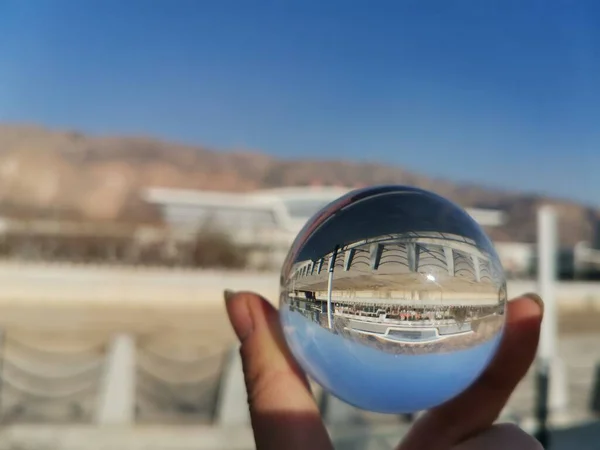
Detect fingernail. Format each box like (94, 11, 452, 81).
(523, 292, 544, 316)
(224, 289, 236, 303)
(223, 290, 254, 342)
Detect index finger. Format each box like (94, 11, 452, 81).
(398, 294, 544, 450)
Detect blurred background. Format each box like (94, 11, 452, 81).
(1, 1, 600, 449)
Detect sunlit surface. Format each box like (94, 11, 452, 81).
(279, 186, 507, 413)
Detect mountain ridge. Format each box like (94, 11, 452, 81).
(0, 123, 596, 247)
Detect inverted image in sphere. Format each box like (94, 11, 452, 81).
(279, 185, 507, 414)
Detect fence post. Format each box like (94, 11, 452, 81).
(534, 206, 568, 447)
(95, 333, 136, 425)
(214, 345, 251, 426)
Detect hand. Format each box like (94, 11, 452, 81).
(224, 290, 544, 450)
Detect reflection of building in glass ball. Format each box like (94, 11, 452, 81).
(287, 232, 504, 348)
(279, 185, 506, 414)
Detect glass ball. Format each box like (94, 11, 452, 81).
(279, 185, 507, 414)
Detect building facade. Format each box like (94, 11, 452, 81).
(143, 186, 509, 270)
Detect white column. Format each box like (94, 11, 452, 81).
(407, 242, 418, 272)
(443, 247, 454, 276)
(327, 247, 339, 329)
(95, 334, 136, 425)
(370, 243, 383, 270)
(538, 206, 556, 363)
(215, 345, 251, 426)
(344, 249, 355, 271)
(537, 206, 568, 413)
(573, 241, 588, 279)
(471, 255, 481, 282)
(317, 258, 324, 274)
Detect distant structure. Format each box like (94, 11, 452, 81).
(143, 186, 508, 270)
(143, 186, 507, 233)
(0, 184, 596, 276)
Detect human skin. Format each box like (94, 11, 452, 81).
(224, 290, 544, 450)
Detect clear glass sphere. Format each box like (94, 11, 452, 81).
(279, 186, 507, 414)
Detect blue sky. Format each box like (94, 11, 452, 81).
(1, 1, 600, 204)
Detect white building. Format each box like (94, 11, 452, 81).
(143, 186, 506, 234)
(142, 186, 509, 269)
(143, 186, 348, 237)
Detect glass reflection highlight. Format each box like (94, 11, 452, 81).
(279, 186, 507, 414)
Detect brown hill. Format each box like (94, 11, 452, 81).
(0, 123, 596, 247)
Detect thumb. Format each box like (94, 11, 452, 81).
(224, 290, 332, 450)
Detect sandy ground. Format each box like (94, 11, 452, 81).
(0, 298, 597, 423)
(0, 261, 594, 430)
(0, 301, 235, 425)
(0, 297, 597, 450)
(0, 263, 595, 448)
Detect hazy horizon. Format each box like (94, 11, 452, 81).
(1, 120, 589, 209)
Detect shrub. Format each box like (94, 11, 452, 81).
(189, 225, 248, 269)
